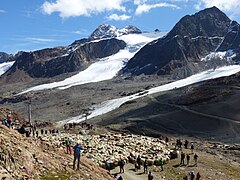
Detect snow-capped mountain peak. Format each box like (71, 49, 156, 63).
(89, 24, 142, 40)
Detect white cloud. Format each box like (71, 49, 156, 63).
(0, 10, 6, 13)
(133, 0, 148, 5)
(72, 31, 83, 35)
(26, 38, 55, 43)
(108, 13, 131, 21)
(135, 3, 180, 15)
(41, 0, 126, 18)
(198, 0, 240, 13)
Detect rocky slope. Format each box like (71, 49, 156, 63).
(123, 7, 240, 78)
(0, 124, 113, 180)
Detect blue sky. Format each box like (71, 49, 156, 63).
(1, 0, 240, 54)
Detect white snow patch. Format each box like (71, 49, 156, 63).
(0, 61, 15, 76)
(58, 65, 240, 124)
(19, 32, 166, 94)
(201, 50, 236, 62)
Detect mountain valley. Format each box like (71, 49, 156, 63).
(1, 7, 240, 143)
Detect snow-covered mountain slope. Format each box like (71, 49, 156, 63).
(89, 24, 142, 40)
(19, 32, 166, 94)
(0, 61, 15, 76)
(59, 65, 240, 124)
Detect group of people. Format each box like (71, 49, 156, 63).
(176, 139, 195, 152)
(104, 154, 161, 180)
(64, 137, 84, 170)
(135, 155, 164, 173)
(180, 152, 199, 167)
(64, 122, 93, 130)
(183, 171, 201, 180)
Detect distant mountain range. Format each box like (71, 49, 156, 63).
(0, 25, 143, 83)
(1, 7, 240, 83)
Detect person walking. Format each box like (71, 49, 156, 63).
(137, 155, 141, 170)
(180, 152, 185, 165)
(118, 158, 125, 173)
(184, 140, 189, 149)
(186, 154, 190, 166)
(6, 112, 12, 128)
(160, 158, 164, 171)
(196, 172, 201, 180)
(191, 143, 194, 154)
(105, 159, 111, 172)
(73, 142, 83, 170)
(189, 171, 195, 180)
(65, 137, 72, 154)
(148, 171, 153, 180)
(144, 159, 148, 173)
(194, 154, 198, 167)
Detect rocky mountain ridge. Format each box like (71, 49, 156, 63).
(0, 52, 13, 63)
(0, 24, 144, 83)
(123, 7, 240, 78)
(89, 24, 142, 40)
(0, 38, 126, 83)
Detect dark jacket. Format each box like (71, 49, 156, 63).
(73, 144, 83, 158)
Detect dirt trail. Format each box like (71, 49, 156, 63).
(149, 95, 240, 124)
(111, 163, 151, 180)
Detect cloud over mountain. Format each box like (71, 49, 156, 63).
(135, 3, 179, 15)
(107, 14, 131, 21)
(197, 0, 240, 14)
(41, 0, 126, 18)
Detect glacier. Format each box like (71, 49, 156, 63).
(0, 61, 15, 76)
(59, 65, 240, 124)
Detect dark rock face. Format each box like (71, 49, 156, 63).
(123, 7, 239, 78)
(217, 21, 240, 51)
(4, 38, 126, 78)
(0, 52, 12, 63)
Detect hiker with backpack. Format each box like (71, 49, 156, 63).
(73, 142, 83, 170)
(65, 137, 72, 154)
